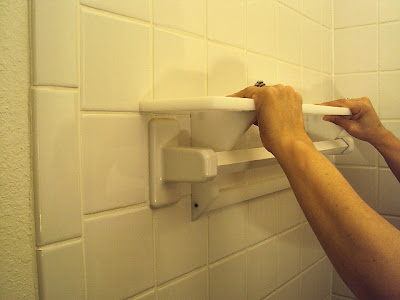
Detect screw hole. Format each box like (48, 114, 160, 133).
(194, 203, 198, 208)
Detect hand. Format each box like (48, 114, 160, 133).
(321, 98, 388, 146)
(229, 84, 312, 154)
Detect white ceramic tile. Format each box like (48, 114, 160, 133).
(248, 192, 279, 246)
(379, 168, 400, 215)
(208, 42, 246, 96)
(300, 258, 331, 299)
(155, 197, 207, 284)
(277, 6, 301, 65)
(209, 202, 248, 262)
(379, 22, 400, 71)
(277, 62, 302, 94)
(379, 0, 400, 22)
(302, 19, 322, 71)
(322, 29, 332, 74)
(154, 29, 206, 99)
(81, 8, 150, 111)
(277, 226, 301, 286)
(334, 73, 379, 109)
(303, 69, 323, 105)
(84, 208, 154, 299)
(32, 88, 81, 246)
(37, 240, 85, 300)
(335, 138, 378, 167)
(263, 292, 278, 300)
(321, 0, 332, 28)
(157, 270, 207, 300)
(32, 0, 78, 86)
(247, 53, 277, 87)
(302, 0, 321, 23)
(334, 26, 378, 74)
(81, 113, 147, 214)
(127, 292, 156, 300)
(276, 0, 299, 11)
(337, 166, 378, 211)
(207, 0, 245, 48)
(301, 223, 325, 270)
(333, 0, 376, 28)
(379, 121, 400, 166)
(278, 189, 303, 232)
(153, 0, 204, 35)
(247, 238, 278, 300)
(321, 73, 333, 103)
(209, 253, 246, 300)
(379, 71, 400, 119)
(332, 269, 355, 298)
(81, 0, 150, 21)
(247, 0, 276, 57)
(277, 277, 300, 300)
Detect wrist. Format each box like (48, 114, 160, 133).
(368, 126, 392, 150)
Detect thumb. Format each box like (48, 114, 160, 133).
(323, 115, 353, 131)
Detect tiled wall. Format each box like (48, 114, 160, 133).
(32, 0, 334, 299)
(333, 0, 400, 299)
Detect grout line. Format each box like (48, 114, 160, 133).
(83, 203, 149, 220)
(334, 22, 378, 31)
(80, 4, 151, 26)
(155, 265, 209, 290)
(37, 236, 82, 251)
(31, 85, 79, 91)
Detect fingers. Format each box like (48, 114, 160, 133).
(228, 86, 259, 98)
(323, 115, 352, 131)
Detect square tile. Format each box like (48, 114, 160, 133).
(157, 270, 207, 300)
(37, 240, 85, 300)
(32, 0, 78, 86)
(302, 19, 322, 71)
(334, 73, 379, 110)
(321, 0, 332, 28)
(154, 29, 206, 99)
(322, 29, 332, 74)
(248, 192, 279, 246)
(247, 53, 277, 87)
(247, 238, 278, 300)
(379, 121, 400, 166)
(379, 22, 400, 71)
(155, 197, 207, 284)
(300, 258, 331, 299)
(277, 226, 302, 286)
(209, 253, 246, 300)
(302, 69, 323, 104)
(277, 277, 300, 300)
(301, 223, 325, 270)
(321, 73, 333, 102)
(278, 189, 303, 232)
(385, 216, 400, 230)
(379, 71, 400, 119)
(379, 168, 400, 215)
(81, 8, 150, 111)
(208, 42, 246, 96)
(334, 26, 378, 74)
(209, 202, 248, 262)
(153, 0, 204, 35)
(379, 0, 400, 22)
(84, 208, 154, 299)
(207, 0, 245, 48)
(276, 0, 299, 11)
(277, 6, 301, 65)
(302, 0, 321, 23)
(81, 113, 147, 214)
(334, 0, 376, 28)
(277, 62, 302, 94)
(32, 88, 81, 246)
(81, 0, 150, 21)
(247, 0, 276, 57)
(337, 166, 378, 211)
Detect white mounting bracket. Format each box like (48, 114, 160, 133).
(148, 117, 354, 220)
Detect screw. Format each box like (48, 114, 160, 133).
(194, 203, 198, 208)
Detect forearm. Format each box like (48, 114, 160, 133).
(371, 129, 400, 183)
(274, 139, 400, 299)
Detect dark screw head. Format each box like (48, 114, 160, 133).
(194, 203, 198, 208)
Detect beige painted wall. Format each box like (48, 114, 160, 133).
(0, 0, 38, 299)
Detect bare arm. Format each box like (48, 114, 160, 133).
(231, 86, 400, 299)
(323, 98, 400, 183)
